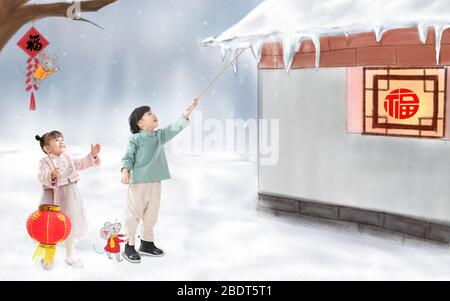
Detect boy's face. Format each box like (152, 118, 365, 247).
(44, 136, 66, 156)
(138, 110, 159, 132)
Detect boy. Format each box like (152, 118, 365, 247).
(121, 99, 198, 263)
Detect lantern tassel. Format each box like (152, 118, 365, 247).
(32, 244, 56, 265)
(30, 92, 36, 111)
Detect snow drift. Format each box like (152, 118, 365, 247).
(202, 0, 450, 72)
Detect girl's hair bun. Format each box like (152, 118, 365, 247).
(35, 135, 42, 142)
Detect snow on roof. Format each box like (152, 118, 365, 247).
(202, 0, 450, 72)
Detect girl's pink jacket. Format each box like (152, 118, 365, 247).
(38, 153, 100, 189)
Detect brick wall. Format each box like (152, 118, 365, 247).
(258, 193, 450, 244)
(259, 28, 450, 69)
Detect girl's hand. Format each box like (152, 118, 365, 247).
(121, 169, 130, 185)
(183, 98, 199, 120)
(51, 168, 60, 182)
(91, 144, 101, 159)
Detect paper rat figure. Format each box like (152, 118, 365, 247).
(94, 222, 127, 262)
(32, 51, 59, 84)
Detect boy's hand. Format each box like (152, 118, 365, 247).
(183, 98, 199, 120)
(91, 144, 101, 159)
(121, 169, 130, 185)
(51, 168, 60, 182)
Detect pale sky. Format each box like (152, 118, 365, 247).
(0, 0, 263, 144)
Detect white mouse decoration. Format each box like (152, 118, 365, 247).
(93, 221, 127, 262)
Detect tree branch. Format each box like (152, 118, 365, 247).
(0, 0, 117, 53)
(0, 1, 29, 26)
(17, 0, 117, 23)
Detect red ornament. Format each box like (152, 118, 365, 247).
(17, 27, 49, 111)
(384, 88, 420, 120)
(26, 205, 71, 265)
(17, 27, 49, 58)
(29, 92, 36, 111)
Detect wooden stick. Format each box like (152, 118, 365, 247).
(197, 49, 246, 100)
(47, 153, 57, 170)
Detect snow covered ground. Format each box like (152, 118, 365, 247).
(1, 141, 450, 281)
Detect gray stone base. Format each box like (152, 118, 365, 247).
(258, 193, 450, 245)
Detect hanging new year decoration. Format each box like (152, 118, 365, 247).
(17, 26, 59, 111)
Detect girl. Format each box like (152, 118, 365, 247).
(36, 131, 101, 270)
(121, 98, 198, 263)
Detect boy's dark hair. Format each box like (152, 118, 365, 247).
(35, 131, 64, 154)
(129, 106, 151, 134)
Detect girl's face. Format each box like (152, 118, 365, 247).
(138, 110, 159, 132)
(44, 136, 66, 156)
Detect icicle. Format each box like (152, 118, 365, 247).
(417, 22, 429, 44)
(435, 25, 444, 65)
(282, 35, 302, 74)
(374, 21, 418, 42)
(373, 25, 392, 42)
(373, 26, 384, 42)
(231, 48, 238, 75)
(251, 41, 263, 64)
(221, 45, 230, 62)
(311, 34, 321, 70)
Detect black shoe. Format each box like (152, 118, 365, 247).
(139, 240, 164, 257)
(123, 243, 141, 263)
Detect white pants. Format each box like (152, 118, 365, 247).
(125, 182, 161, 246)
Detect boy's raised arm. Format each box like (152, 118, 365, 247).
(160, 116, 190, 145)
(160, 98, 198, 145)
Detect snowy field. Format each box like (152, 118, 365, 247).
(1, 141, 450, 281)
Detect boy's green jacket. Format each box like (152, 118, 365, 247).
(122, 116, 190, 184)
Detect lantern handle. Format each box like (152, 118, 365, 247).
(47, 153, 58, 170)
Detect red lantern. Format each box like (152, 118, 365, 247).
(26, 205, 71, 266)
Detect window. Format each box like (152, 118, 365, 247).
(347, 67, 447, 139)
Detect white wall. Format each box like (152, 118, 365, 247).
(259, 68, 450, 224)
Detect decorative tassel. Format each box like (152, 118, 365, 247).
(32, 244, 57, 266)
(30, 92, 36, 111)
